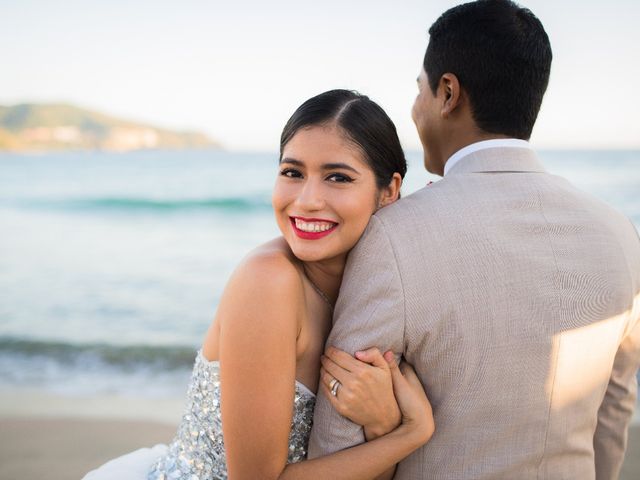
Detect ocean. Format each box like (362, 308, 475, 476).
(1, 150, 639, 402)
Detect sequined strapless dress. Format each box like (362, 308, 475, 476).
(82, 350, 316, 480)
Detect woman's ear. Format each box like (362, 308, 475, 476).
(377, 173, 403, 209)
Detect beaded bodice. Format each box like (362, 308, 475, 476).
(148, 350, 316, 480)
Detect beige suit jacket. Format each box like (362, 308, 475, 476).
(308, 147, 640, 479)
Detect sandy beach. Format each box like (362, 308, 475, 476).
(0, 418, 175, 480)
(0, 388, 182, 480)
(1, 420, 639, 480)
(0, 390, 638, 480)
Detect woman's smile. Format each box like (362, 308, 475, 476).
(290, 216, 339, 239)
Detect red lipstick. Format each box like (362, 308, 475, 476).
(290, 217, 338, 240)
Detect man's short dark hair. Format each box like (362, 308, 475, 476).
(424, 0, 552, 139)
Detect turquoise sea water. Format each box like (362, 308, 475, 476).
(0, 150, 639, 398)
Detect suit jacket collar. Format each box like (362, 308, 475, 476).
(445, 147, 547, 175)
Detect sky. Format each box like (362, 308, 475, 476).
(1, 0, 639, 151)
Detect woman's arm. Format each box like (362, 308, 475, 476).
(217, 251, 433, 480)
(218, 251, 302, 479)
(281, 354, 433, 480)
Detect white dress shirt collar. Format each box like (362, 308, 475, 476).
(443, 139, 532, 176)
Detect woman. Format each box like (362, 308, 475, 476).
(83, 90, 434, 480)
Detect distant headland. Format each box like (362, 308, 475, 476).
(0, 103, 221, 152)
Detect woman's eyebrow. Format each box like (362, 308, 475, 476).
(322, 163, 360, 174)
(279, 157, 303, 165)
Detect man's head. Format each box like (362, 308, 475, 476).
(413, 0, 552, 175)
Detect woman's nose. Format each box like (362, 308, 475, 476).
(295, 180, 325, 211)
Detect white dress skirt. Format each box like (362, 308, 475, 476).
(83, 445, 168, 479)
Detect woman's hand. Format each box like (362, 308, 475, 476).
(383, 351, 435, 446)
(320, 346, 401, 440)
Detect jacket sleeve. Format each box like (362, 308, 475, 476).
(594, 290, 640, 479)
(308, 215, 406, 457)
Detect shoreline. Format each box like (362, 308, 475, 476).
(0, 389, 638, 479)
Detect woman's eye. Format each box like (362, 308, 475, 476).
(280, 168, 302, 178)
(327, 173, 354, 183)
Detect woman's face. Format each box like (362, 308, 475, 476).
(272, 124, 380, 264)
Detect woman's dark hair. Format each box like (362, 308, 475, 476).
(280, 89, 407, 190)
(424, 0, 552, 139)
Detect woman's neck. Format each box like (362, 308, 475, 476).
(302, 256, 346, 306)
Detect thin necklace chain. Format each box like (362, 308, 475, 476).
(303, 266, 334, 311)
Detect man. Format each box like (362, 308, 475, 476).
(308, 1, 640, 478)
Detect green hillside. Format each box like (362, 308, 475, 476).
(0, 103, 220, 152)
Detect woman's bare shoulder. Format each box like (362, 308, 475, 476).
(225, 237, 304, 306)
(241, 237, 299, 277)
(211, 237, 305, 356)
(202, 238, 302, 359)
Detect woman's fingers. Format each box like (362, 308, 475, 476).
(319, 377, 344, 414)
(320, 366, 346, 396)
(399, 362, 421, 385)
(386, 354, 429, 410)
(354, 347, 388, 369)
(384, 351, 404, 384)
(385, 352, 421, 390)
(399, 363, 431, 409)
(383, 350, 402, 383)
(383, 350, 398, 367)
(320, 355, 350, 386)
(386, 357, 435, 437)
(321, 350, 401, 432)
(320, 367, 334, 391)
(325, 346, 365, 371)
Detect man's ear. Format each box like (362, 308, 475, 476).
(438, 73, 461, 119)
(378, 173, 403, 209)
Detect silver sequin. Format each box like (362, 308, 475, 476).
(148, 350, 315, 480)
